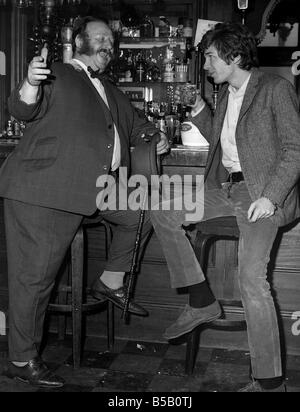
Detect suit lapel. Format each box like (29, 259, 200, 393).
(102, 80, 120, 130)
(214, 86, 229, 138)
(237, 69, 260, 123)
(206, 86, 229, 166)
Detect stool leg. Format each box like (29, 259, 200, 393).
(101, 221, 114, 349)
(57, 293, 67, 340)
(185, 327, 201, 375)
(71, 227, 84, 369)
(185, 233, 210, 375)
(107, 301, 115, 350)
(194, 234, 212, 268)
(57, 260, 70, 341)
(102, 221, 112, 260)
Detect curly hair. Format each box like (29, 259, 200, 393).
(200, 22, 259, 70)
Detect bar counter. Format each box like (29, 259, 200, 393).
(0, 142, 299, 355)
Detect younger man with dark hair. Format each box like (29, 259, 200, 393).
(151, 22, 300, 392)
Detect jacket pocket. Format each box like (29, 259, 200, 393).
(22, 136, 59, 170)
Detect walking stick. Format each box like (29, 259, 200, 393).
(122, 188, 148, 323)
(122, 134, 161, 323)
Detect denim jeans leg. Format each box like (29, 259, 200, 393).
(150, 188, 233, 289)
(236, 213, 282, 378)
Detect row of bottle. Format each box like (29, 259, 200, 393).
(110, 15, 193, 39)
(0, 120, 25, 139)
(140, 16, 193, 38)
(116, 48, 191, 84)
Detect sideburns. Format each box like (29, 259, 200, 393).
(77, 34, 93, 56)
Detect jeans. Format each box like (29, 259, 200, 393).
(150, 182, 282, 378)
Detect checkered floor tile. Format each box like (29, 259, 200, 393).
(0, 335, 299, 392)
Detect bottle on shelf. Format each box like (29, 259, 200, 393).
(174, 122, 182, 145)
(177, 17, 184, 38)
(157, 112, 167, 134)
(158, 16, 171, 37)
(174, 57, 189, 83)
(125, 53, 134, 82)
(13, 121, 21, 137)
(135, 54, 145, 82)
(140, 15, 155, 38)
(61, 18, 74, 63)
(149, 59, 161, 82)
(183, 18, 193, 38)
(162, 46, 175, 82)
(163, 64, 174, 83)
(145, 101, 155, 123)
(6, 120, 13, 137)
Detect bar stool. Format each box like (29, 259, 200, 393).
(185, 216, 247, 375)
(48, 219, 115, 369)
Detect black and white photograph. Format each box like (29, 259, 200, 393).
(0, 0, 299, 396)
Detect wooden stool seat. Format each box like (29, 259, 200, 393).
(185, 216, 247, 375)
(48, 220, 114, 369)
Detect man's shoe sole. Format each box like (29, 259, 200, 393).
(91, 289, 148, 316)
(14, 376, 65, 389)
(164, 311, 222, 340)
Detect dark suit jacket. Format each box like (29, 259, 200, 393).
(192, 68, 300, 226)
(0, 62, 156, 215)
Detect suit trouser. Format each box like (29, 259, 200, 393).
(150, 182, 282, 379)
(4, 198, 152, 361)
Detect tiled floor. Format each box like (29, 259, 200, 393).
(0, 335, 299, 392)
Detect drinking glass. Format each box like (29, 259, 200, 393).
(180, 83, 197, 106)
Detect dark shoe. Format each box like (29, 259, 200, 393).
(164, 301, 221, 340)
(238, 381, 286, 392)
(2, 357, 65, 388)
(90, 278, 149, 317)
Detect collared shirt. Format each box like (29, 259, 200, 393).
(220, 73, 251, 174)
(72, 59, 121, 171)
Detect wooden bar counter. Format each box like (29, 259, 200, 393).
(0, 142, 299, 355)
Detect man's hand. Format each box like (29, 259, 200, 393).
(19, 45, 51, 104)
(26, 45, 51, 87)
(248, 197, 277, 223)
(156, 132, 170, 155)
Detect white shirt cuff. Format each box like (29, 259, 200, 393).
(190, 102, 206, 118)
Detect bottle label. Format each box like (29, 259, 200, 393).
(181, 122, 192, 132)
(163, 72, 174, 82)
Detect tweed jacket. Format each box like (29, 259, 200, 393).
(0, 62, 156, 215)
(192, 68, 300, 226)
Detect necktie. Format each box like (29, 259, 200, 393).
(87, 66, 101, 79)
